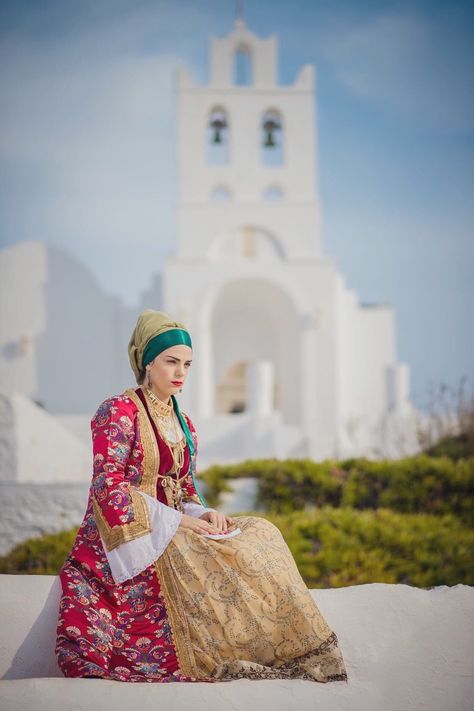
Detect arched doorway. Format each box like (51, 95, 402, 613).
(210, 278, 300, 425)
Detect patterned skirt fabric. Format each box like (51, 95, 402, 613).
(56, 515, 348, 683)
(156, 515, 348, 683)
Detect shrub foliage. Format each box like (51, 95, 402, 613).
(0, 506, 471, 589)
(263, 506, 473, 589)
(1, 452, 472, 588)
(222, 455, 473, 525)
(0, 528, 77, 575)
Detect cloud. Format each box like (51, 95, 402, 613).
(320, 11, 474, 133)
(0, 33, 182, 250)
(0, 0, 215, 303)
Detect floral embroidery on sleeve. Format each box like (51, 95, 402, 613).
(91, 396, 151, 551)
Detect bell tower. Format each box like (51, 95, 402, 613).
(173, 15, 322, 262)
(163, 14, 412, 462)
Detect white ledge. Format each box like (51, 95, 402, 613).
(0, 575, 472, 710)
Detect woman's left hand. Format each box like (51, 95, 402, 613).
(199, 510, 236, 533)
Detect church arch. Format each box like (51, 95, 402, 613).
(207, 106, 230, 164)
(207, 225, 286, 261)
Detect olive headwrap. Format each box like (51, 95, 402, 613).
(128, 309, 206, 506)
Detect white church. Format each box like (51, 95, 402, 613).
(0, 17, 420, 488)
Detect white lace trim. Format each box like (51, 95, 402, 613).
(101, 491, 183, 585)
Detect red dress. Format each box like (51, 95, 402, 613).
(56, 387, 349, 684)
(55, 387, 214, 683)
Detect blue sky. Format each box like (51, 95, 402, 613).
(0, 0, 473, 410)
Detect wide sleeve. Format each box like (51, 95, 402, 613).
(91, 395, 183, 584)
(105, 491, 183, 584)
(180, 412, 216, 518)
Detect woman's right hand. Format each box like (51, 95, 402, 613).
(178, 514, 221, 536)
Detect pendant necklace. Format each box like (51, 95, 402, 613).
(144, 387, 187, 511)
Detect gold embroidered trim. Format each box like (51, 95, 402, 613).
(124, 388, 202, 673)
(124, 387, 189, 509)
(93, 487, 151, 552)
(124, 388, 160, 498)
(155, 550, 197, 677)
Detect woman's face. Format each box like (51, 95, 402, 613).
(146, 344, 193, 401)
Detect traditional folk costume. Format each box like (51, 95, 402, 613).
(55, 310, 348, 684)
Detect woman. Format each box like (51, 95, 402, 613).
(55, 309, 348, 683)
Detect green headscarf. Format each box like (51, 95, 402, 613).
(128, 309, 191, 382)
(128, 309, 207, 507)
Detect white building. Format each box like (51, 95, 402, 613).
(0, 18, 419, 469)
(164, 18, 417, 461)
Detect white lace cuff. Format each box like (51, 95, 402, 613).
(100, 490, 183, 585)
(182, 501, 217, 518)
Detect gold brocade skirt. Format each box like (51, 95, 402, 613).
(155, 514, 348, 683)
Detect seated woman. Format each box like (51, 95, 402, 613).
(55, 309, 348, 684)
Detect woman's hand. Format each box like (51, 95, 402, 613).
(199, 510, 236, 533)
(178, 513, 222, 536)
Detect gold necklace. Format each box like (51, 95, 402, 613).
(142, 387, 188, 511)
(145, 388, 173, 416)
(144, 387, 185, 475)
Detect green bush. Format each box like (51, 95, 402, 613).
(0, 528, 78, 575)
(3, 506, 470, 590)
(2, 451, 472, 588)
(424, 432, 474, 460)
(199, 457, 344, 511)
(202, 454, 474, 525)
(262, 506, 473, 589)
(198, 464, 237, 507)
(256, 458, 343, 513)
(341, 455, 474, 526)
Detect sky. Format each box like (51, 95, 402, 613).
(0, 0, 473, 410)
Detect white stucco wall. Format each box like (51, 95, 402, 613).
(0, 392, 91, 484)
(0, 482, 89, 556)
(0, 242, 47, 400)
(0, 242, 155, 415)
(0, 574, 472, 711)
